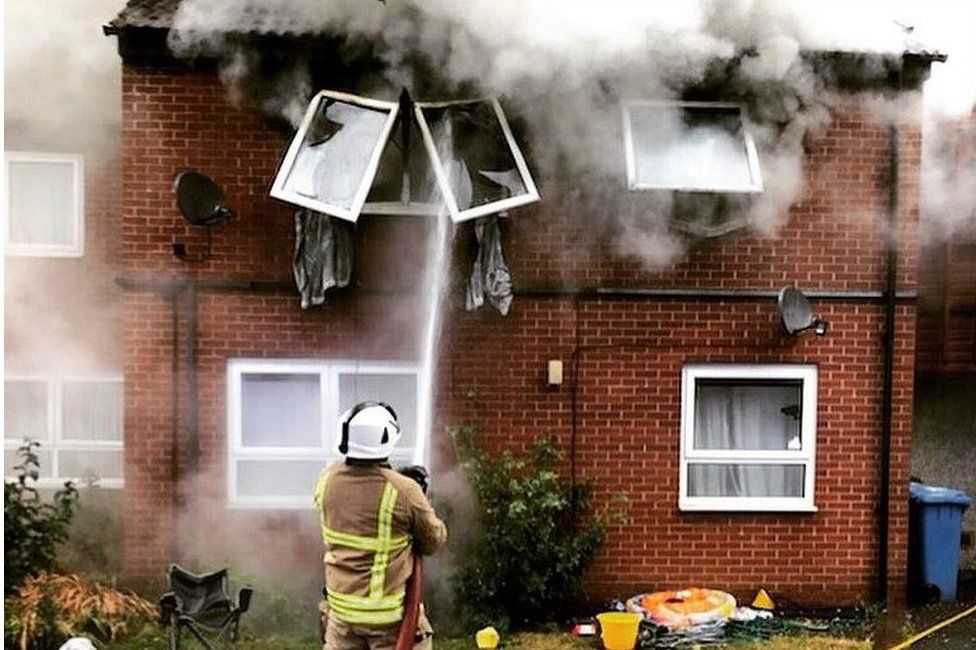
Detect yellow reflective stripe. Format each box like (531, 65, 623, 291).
(369, 482, 398, 598)
(323, 527, 411, 552)
(328, 588, 405, 610)
(328, 597, 403, 625)
(323, 527, 382, 551)
(314, 470, 331, 548)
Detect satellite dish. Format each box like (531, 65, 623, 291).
(174, 171, 233, 226)
(777, 287, 829, 336)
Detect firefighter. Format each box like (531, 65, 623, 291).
(314, 401, 447, 650)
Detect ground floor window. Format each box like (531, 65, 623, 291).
(3, 377, 124, 488)
(679, 364, 817, 512)
(226, 359, 420, 508)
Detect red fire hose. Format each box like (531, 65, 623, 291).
(395, 554, 423, 650)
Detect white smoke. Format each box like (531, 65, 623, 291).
(167, 0, 973, 265)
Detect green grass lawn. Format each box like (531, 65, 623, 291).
(113, 626, 871, 649)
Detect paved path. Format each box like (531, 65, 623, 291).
(904, 607, 976, 649)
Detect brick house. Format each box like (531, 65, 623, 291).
(4, 0, 126, 571)
(913, 109, 976, 571)
(92, 1, 949, 608)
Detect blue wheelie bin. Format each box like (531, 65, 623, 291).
(908, 482, 972, 602)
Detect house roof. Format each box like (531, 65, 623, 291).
(105, 0, 180, 33)
(104, 0, 321, 36)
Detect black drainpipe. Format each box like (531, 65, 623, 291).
(186, 283, 200, 478)
(878, 121, 899, 604)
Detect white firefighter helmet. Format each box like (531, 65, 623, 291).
(338, 401, 401, 460)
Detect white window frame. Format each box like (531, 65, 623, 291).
(4, 151, 85, 257)
(269, 91, 400, 223)
(227, 358, 423, 509)
(679, 364, 817, 513)
(4, 376, 124, 489)
(622, 101, 764, 194)
(414, 98, 541, 223)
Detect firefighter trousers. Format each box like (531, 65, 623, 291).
(320, 601, 433, 650)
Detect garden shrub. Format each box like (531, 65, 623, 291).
(452, 427, 618, 631)
(4, 440, 80, 594)
(3, 572, 157, 649)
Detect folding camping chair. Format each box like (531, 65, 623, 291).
(159, 565, 253, 650)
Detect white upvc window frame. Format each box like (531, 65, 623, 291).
(413, 98, 541, 223)
(4, 151, 85, 257)
(3, 376, 124, 489)
(269, 91, 400, 223)
(226, 358, 423, 509)
(679, 364, 817, 513)
(622, 100, 764, 194)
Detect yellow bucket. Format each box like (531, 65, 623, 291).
(596, 612, 641, 650)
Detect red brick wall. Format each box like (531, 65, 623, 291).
(119, 61, 919, 606)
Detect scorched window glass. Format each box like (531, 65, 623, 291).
(270, 91, 399, 222)
(4, 152, 84, 256)
(679, 364, 816, 512)
(414, 98, 540, 222)
(623, 102, 763, 193)
(227, 359, 420, 509)
(3, 377, 124, 487)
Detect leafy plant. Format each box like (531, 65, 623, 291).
(4, 440, 80, 594)
(4, 572, 157, 649)
(451, 427, 619, 631)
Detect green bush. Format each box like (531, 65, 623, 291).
(452, 427, 617, 631)
(4, 440, 80, 594)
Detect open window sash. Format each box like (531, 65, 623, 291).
(623, 101, 764, 194)
(270, 91, 399, 223)
(414, 98, 540, 223)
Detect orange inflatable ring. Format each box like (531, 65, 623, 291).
(626, 588, 736, 630)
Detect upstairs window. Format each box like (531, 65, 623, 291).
(271, 92, 539, 223)
(4, 152, 84, 256)
(4, 377, 124, 488)
(623, 102, 763, 193)
(227, 359, 421, 509)
(679, 364, 817, 512)
(414, 98, 540, 222)
(271, 92, 400, 222)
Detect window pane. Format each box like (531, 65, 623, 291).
(694, 380, 802, 451)
(236, 459, 324, 498)
(420, 101, 530, 211)
(62, 381, 123, 441)
(281, 98, 391, 211)
(4, 381, 49, 440)
(338, 372, 418, 449)
(687, 463, 805, 498)
(241, 373, 321, 448)
(7, 160, 77, 246)
(4, 447, 53, 478)
(59, 449, 123, 481)
(629, 105, 758, 192)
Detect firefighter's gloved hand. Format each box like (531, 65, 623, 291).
(398, 465, 429, 494)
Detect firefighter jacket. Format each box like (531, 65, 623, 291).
(314, 462, 447, 626)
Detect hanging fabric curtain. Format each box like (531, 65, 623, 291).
(690, 384, 803, 497)
(465, 215, 513, 316)
(293, 209, 354, 309)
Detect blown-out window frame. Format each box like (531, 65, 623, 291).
(678, 364, 818, 513)
(269, 91, 400, 223)
(226, 358, 423, 509)
(622, 101, 764, 194)
(4, 151, 85, 257)
(413, 98, 541, 223)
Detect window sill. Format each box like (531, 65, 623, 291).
(679, 499, 818, 514)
